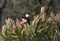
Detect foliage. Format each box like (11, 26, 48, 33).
(0, 7, 60, 41)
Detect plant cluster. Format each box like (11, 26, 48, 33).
(0, 7, 60, 41)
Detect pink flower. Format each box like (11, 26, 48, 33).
(20, 19, 27, 25)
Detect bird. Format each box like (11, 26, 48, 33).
(21, 13, 34, 24)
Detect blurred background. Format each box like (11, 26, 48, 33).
(1, 0, 60, 25)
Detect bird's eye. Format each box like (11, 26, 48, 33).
(25, 13, 30, 17)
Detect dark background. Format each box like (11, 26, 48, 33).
(0, 0, 60, 25)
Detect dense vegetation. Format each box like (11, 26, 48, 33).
(0, 0, 60, 41)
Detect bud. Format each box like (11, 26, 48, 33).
(41, 7, 45, 13)
(2, 25, 6, 34)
